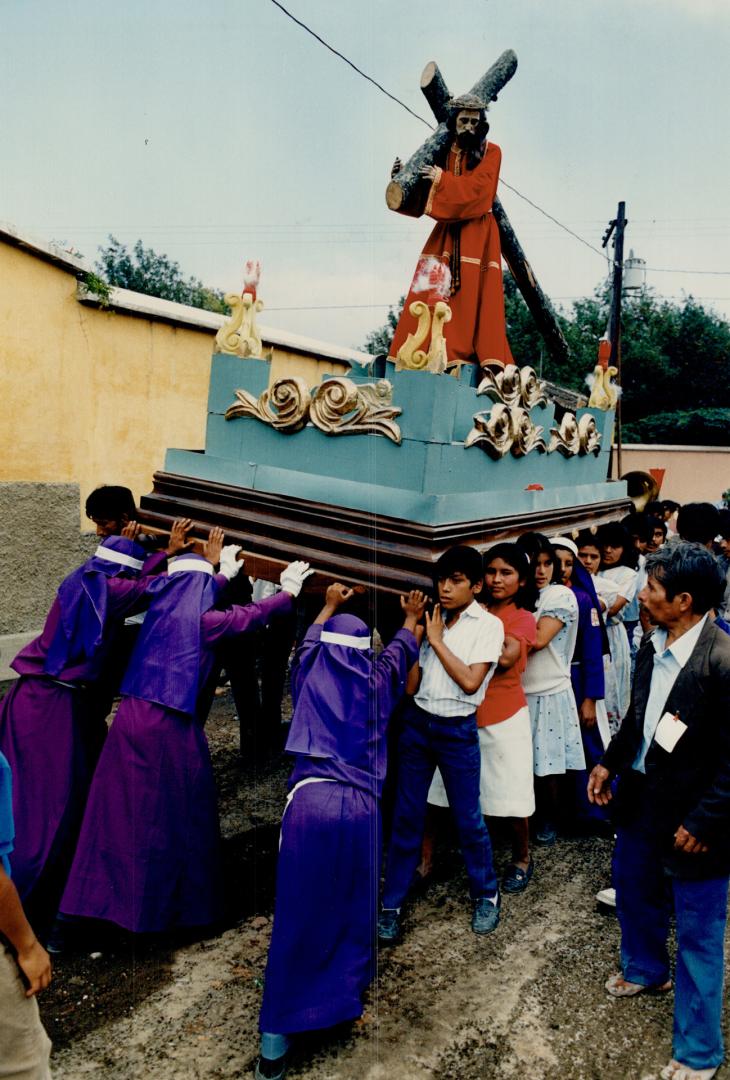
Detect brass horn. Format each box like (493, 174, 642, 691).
(621, 470, 660, 513)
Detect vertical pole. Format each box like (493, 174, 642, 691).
(609, 201, 627, 477)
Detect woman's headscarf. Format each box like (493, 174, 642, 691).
(552, 538, 610, 654)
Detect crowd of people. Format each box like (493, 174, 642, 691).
(1, 487, 729, 1080)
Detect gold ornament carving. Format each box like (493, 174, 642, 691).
(577, 413, 602, 455)
(464, 404, 546, 459)
(224, 376, 311, 433)
(548, 412, 602, 457)
(427, 301, 452, 373)
(587, 364, 619, 410)
(394, 301, 451, 373)
(549, 412, 581, 457)
(224, 377, 402, 444)
(310, 378, 402, 444)
(215, 292, 265, 358)
(476, 364, 547, 409)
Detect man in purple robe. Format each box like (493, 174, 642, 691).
(59, 528, 312, 938)
(256, 583, 427, 1080)
(0, 522, 187, 934)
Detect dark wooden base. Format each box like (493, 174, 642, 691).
(139, 471, 631, 597)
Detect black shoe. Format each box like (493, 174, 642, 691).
(502, 857, 534, 894)
(377, 908, 401, 944)
(535, 822, 557, 845)
(254, 1053, 288, 1080)
(472, 894, 500, 935)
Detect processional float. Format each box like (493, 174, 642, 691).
(138, 52, 629, 600)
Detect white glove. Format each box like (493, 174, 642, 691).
(280, 560, 314, 598)
(219, 545, 243, 581)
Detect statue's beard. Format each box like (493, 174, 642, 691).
(455, 130, 482, 151)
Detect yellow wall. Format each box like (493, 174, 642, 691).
(0, 240, 350, 522)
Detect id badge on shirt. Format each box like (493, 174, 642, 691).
(654, 711, 688, 753)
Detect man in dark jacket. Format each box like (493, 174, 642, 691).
(588, 542, 730, 1080)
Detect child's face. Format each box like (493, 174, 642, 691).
(553, 549, 574, 586)
(632, 533, 648, 554)
(578, 546, 601, 576)
(484, 558, 523, 603)
(89, 514, 126, 538)
(534, 552, 553, 590)
(602, 543, 623, 567)
(437, 571, 481, 613)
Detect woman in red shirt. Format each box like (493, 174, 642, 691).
(479, 544, 538, 891)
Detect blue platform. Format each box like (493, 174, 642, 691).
(163, 354, 624, 528)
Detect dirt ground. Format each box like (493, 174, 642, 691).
(35, 688, 729, 1080)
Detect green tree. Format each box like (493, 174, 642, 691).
(362, 278, 730, 445)
(362, 297, 405, 356)
(95, 236, 229, 315)
(622, 408, 730, 446)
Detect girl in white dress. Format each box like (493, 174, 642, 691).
(517, 534, 585, 844)
(597, 523, 639, 734)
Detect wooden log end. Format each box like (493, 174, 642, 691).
(386, 180, 405, 210)
(420, 61, 437, 88)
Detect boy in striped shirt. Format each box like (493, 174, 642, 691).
(379, 546, 504, 939)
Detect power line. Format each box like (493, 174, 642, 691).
(266, 302, 394, 311)
(498, 179, 611, 264)
(262, 293, 730, 312)
(642, 266, 730, 276)
(266, 0, 730, 281)
(267, 0, 434, 131)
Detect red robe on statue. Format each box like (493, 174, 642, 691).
(389, 141, 513, 372)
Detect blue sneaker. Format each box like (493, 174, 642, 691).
(472, 894, 500, 935)
(377, 908, 401, 944)
(254, 1054, 287, 1080)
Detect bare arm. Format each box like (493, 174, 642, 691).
(425, 605, 489, 695)
(313, 583, 355, 624)
(532, 615, 565, 651)
(606, 595, 629, 619)
(498, 633, 522, 670)
(0, 867, 51, 997)
(405, 625, 425, 696)
(400, 589, 429, 634)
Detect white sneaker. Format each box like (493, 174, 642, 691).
(596, 886, 616, 908)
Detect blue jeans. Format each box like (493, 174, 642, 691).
(614, 824, 729, 1070)
(382, 702, 498, 908)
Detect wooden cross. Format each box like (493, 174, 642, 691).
(386, 51, 569, 368)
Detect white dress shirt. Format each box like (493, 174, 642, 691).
(415, 601, 504, 717)
(633, 615, 707, 772)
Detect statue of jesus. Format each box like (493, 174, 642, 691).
(388, 93, 514, 377)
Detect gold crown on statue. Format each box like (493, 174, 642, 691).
(447, 93, 489, 112)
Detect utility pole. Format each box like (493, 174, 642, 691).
(602, 201, 627, 477)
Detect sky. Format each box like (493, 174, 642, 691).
(2, 0, 730, 352)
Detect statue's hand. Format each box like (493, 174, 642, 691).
(391, 157, 402, 178)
